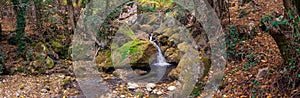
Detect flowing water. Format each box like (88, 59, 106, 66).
(149, 34, 171, 66)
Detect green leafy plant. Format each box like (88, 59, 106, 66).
(113, 40, 147, 64)
(226, 26, 239, 60)
(12, 0, 29, 59)
(135, 0, 173, 10)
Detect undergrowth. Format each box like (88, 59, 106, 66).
(260, 11, 300, 95)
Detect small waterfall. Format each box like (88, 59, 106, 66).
(149, 34, 171, 66)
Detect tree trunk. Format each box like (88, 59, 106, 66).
(273, 0, 300, 61)
(67, 0, 76, 32)
(33, 0, 43, 30)
(0, 0, 3, 35)
(12, 0, 28, 58)
(106, 0, 109, 14)
(271, 0, 300, 95)
(283, 0, 300, 16)
(207, 0, 227, 20)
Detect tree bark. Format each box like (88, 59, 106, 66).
(12, 0, 28, 58)
(207, 0, 227, 20)
(106, 0, 109, 14)
(273, 0, 300, 61)
(67, 0, 76, 32)
(0, 0, 4, 35)
(283, 0, 300, 16)
(33, 0, 43, 30)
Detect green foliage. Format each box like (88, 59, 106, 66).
(262, 12, 300, 64)
(119, 26, 136, 40)
(134, 92, 144, 97)
(140, 6, 156, 12)
(225, 26, 240, 61)
(191, 82, 204, 97)
(12, 0, 29, 59)
(114, 40, 147, 63)
(135, 0, 173, 10)
(251, 80, 260, 86)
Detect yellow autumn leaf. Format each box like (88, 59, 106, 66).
(62, 0, 67, 5)
(261, 59, 267, 63)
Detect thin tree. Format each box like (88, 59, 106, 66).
(33, 0, 42, 30)
(67, 0, 76, 32)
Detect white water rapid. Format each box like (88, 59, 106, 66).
(149, 34, 171, 66)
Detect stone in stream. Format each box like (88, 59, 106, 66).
(127, 82, 139, 90)
(157, 90, 163, 95)
(120, 95, 126, 98)
(167, 86, 176, 91)
(146, 83, 156, 91)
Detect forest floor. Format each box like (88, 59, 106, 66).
(0, 0, 299, 97)
(220, 0, 299, 97)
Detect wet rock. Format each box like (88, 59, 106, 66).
(157, 90, 163, 95)
(158, 35, 169, 46)
(136, 41, 157, 64)
(168, 50, 201, 79)
(167, 86, 176, 91)
(193, 33, 209, 50)
(16, 92, 20, 97)
(135, 30, 149, 40)
(134, 69, 148, 75)
(177, 42, 190, 52)
(169, 33, 181, 45)
(41, 89, 48, 93)
(162, 28, 175, 36)
(164, 47, 180, 63)
(168, 69, 180, 79)
(255, 67, 269, 80)
(146, 83, 156, 91)
(128, 82, 139, 90)
(140, 25, 153, 33)
(120, 95, 126, 98)
(112, 40, 156, 67)
(160, 46, 169, 53)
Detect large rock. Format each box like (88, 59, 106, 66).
(168, 43, 201, 79)
(164, 47, 180, 63)
(98, 40, 156, 69)
(140, 24, 153, 33)
(95, 50, 113, 70)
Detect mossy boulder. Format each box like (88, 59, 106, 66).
(95, 50, 113, 69)
(164, 47, 181, 63)
(34, 42, 49, 53)
(168, 42, 201, 79)
(140, 24, 153, 33)
(112, 39, 156, 67)
(46, 57, 54, 69)
(50, 40, 69, 59)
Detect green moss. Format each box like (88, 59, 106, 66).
(200, 57, 211, 80)
(119, 26, 136, 40)
(34, 42, 49, 53)
(135, 0, 174, 10)
(191, 57, 211, 97)
(113, 40, 148, 66)
(46, 57, 54, 69)
(17, 67, 25, 73)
